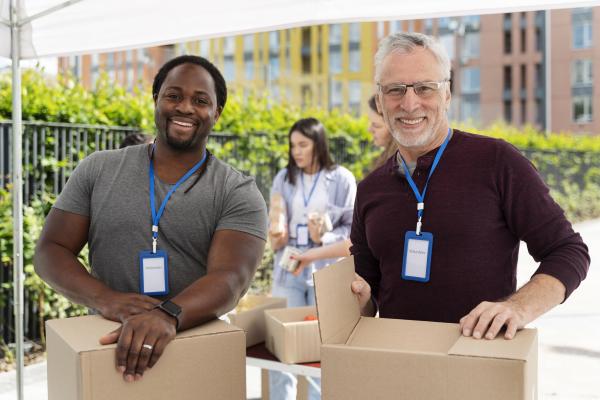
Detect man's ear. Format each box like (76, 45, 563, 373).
(375, 94, 383, 114)
(153, 93, 158, 105)
(214, 106, 223, 122)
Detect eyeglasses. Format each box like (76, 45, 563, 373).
(378, 80, 449, 99)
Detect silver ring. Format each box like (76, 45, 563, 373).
(142, 344, 153, 350)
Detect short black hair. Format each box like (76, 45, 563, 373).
(152, 55, 227, 110)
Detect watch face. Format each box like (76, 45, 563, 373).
(161, 300, 181, 316)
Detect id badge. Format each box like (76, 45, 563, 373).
(402, 231, 433, 282)
(296, 224, 309, 246)
(139, 250, 169, 295)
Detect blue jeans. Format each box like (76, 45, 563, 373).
(269, 267, 321, 400)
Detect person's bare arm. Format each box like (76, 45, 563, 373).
(34, 208, 159, 321)
(101, 229, 265, 381)
(459, 273, 565, 340)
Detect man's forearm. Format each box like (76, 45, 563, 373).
(507, 273, 566, 324)
(34, 242, 112, 310)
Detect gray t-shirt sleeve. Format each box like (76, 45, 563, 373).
(53, 153, 98, 217)
(216, 172, 268, 241)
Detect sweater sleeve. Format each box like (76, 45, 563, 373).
(350, 180, 382, 301)
(498, 142, 590, 300)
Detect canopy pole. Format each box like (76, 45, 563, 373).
(10, 0, 25, 398)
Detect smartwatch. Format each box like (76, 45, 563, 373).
(155, 300, 182, 330)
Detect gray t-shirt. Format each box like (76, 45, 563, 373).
(54, 144, 267, 297)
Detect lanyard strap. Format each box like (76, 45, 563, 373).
(400, 128, 451, 235)
(149, 145, 207, 252)
(300, 170, 322, 208)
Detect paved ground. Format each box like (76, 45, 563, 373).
(1, 218, 599, 400)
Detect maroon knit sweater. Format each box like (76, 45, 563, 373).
(350, 129, 590, 323)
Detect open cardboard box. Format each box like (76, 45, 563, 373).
(313, 257, 538, 400)
(264, 305, 321, 364)
(46, 315, 245, 400)
(226, 294, 287, 347)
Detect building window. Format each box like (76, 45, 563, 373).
(520, 99, 527, 124)
(223, 37, 235, 81)
(462, 32, 480, 60)
(535, 63, 543, 89)
(243, 35, 254, 80)
(504, 100, 512, 123)
(200, 41, 210, 57)
(390, 21, 403, 33)
(572, 59, 593, 86)
(349, 23, 361, 42)
(535, 11, 544, 52)
(268, 32, 280, 81)
(535, 99, 543, 125)
(520, 64, 527, 91)
(349, 81, 362, 114)
(349, 47, 361, 72)
(504, 31, 512, 54)
(573, 95, 592, 123)
(377, 21, 385, 39)
(329, 50, 342, 74)
(503, 13, 512, 54)
(503, 65, 512, 91)
(461, 67, 480, 94)
(439, 34, 455, 61)
(329, 79, 343, 109)
(460, 98, 481, 123)
(424, 19, 433, 35)
(329, 24, 342, 45)
(572, 8, 593, 49)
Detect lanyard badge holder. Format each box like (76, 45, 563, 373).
(296, 170, 321, 246)
(139, 145, 207, 295)
(400, 129, 451, 283)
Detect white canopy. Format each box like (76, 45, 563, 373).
(1, 0, 599, 59)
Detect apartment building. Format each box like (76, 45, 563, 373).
(58, 7, 599, 134)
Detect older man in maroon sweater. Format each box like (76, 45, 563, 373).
(350, 32, 590, 341)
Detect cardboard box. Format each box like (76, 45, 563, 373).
(313, 257, 538, 400)
(46, 315, 245, 400)
(264, 306, 321, 364)
(226, 295, 287, 347)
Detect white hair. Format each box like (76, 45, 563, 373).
(374, 32, 451, 82)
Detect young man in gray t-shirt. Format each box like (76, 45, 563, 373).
(35, 55, 267, 383)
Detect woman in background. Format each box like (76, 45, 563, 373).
(291, 95, 397, 268)
(268, 117, 356, 400)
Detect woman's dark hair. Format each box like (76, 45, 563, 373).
(368, 94, 380, 114)
(286, 117, 335, 186)
(152, 55, 227, 110)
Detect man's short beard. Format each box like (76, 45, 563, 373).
(165, 131, 196, 150)
(390, 126, 435, 148)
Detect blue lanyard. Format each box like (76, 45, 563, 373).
(300, 170, 322, 208)
(149, 145, 207, 252)
(400, 128, 451, 235)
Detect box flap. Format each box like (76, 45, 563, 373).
(448, 328, 537, 361)
(313, 257, 361, 345)
(46, 315, 242, 353)
(348, 317, 461, 354)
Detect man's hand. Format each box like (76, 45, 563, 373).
(350, 273, 375, 316)
(459, 274, 566, 340)
(97, 291, 160, 323)
(459, 300, 527, 340)
(99, 309, 177, 382)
